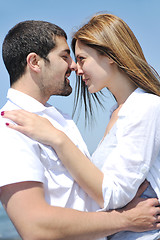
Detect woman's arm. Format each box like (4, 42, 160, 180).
(101, 100, 160, 210)
(1, 110, 104, 207)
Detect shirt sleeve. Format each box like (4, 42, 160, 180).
(101, 99, 160, 211)
(0, 122, 45, 187)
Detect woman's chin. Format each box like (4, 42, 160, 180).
(88, 87, 98, 94)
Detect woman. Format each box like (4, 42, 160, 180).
(2, 13, 160, 239)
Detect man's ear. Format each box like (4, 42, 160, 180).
(26, 53, 41, 73)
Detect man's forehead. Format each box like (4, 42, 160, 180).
(55, 36, 70, 53)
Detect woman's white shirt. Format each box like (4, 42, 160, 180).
(92, 88, 160, 211)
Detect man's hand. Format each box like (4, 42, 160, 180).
(120, 193, 160, 232)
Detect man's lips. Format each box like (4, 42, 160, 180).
(65, 77, 70, 84)
(65, 71, 71, 84)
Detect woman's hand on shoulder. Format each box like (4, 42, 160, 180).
(1, 109, 64, 147)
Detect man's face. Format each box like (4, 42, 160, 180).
(39, 37, 77, 99)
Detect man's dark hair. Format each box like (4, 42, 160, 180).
(2, 20, 67, 85)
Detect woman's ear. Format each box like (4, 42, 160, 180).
(26, 53, 41, 73)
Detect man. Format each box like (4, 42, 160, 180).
(0, 20, 159, 240)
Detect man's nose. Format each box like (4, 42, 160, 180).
(70, 59, 78, 72)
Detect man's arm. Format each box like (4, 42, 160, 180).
(1, 181, 160, 240)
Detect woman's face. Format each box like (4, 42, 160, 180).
(75, 40, 115, 93)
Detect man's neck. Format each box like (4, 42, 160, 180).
(11, 81, 48, 106)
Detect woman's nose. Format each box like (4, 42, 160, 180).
(76, 64, 84, 76)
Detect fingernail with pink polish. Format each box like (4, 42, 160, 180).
(1, 111, 4, 116)
(5, 123, 9, 126)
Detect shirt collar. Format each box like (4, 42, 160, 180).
(7, 88, 69, 128)
(118, 88, 145, 116)
(7, 88, 49, 113)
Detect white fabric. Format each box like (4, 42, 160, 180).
(92, 88, 160, 211)
(0, 88, 95, 212)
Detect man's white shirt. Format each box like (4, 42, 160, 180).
(0, 88, 96, 212)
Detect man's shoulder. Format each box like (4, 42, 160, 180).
(55, 107, 72, 120)
(0, 101, 20, 129)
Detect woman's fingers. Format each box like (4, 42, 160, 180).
(1, 110, 40, 135)
(1, 109, 61, 146)
(4, 122, 27, 134)
(1, 109, 35, 125)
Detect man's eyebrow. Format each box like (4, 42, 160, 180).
(62, 49, 70, 54)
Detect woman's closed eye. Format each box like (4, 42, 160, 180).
(77, 56, 85, 64)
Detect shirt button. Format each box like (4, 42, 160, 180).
(141, 165, 148, 174)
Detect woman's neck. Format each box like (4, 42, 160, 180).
(110, 70, 137, 106)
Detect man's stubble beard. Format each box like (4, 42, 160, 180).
(52, 79, 72, 97)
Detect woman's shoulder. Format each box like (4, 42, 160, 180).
(122, 89, 160, 113)
(119, 89, 160, 122)
(134, 90, 160, 112)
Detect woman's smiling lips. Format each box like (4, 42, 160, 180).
(82, 78, 89, 85)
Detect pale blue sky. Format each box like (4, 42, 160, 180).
(0, 0, 160, 153)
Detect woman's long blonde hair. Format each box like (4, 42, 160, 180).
(71, 13, 160, 122)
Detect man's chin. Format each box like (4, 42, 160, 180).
(63, 85, 72, 96)
(62, 89, 72, 96)
(54, 87, 72, 97)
